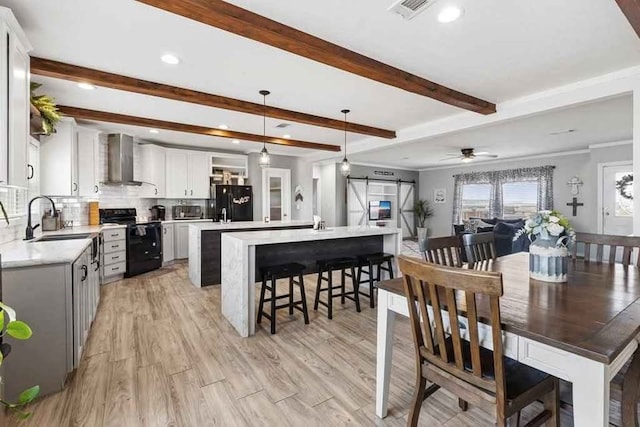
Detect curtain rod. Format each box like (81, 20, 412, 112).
(451, 165, 556, 178)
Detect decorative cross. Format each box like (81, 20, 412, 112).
(566, 197, 584, 216)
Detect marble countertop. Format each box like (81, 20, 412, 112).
(162, 219, 212, 224)
(0, 224, 125, 269)
(189, 220, 313, 231)
(221, 225, 400, 246)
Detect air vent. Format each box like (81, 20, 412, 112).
(388, 0, 436, 20)
(275, 123, 292, 129)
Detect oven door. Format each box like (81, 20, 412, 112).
(126, 224, 162, 277)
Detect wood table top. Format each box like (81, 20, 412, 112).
(378, 253, 640, 364)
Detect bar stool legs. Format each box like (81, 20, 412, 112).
(257, 263, 308, 334)
(355, 254, 395, 309)
(314, 260, 360, 320)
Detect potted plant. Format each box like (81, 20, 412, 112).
(413, 199, 434, 251)
(30, 82, 62, 136)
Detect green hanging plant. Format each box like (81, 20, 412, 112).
(30, 82, 62, 136)
(0, 301, 39, 420)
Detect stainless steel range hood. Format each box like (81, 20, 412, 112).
(106, 134, 142, 186)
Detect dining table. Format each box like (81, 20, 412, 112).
(375, 252, 640, 426)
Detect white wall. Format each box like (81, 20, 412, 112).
(247, 152, 313, 222)
(419, 143, 632, 237)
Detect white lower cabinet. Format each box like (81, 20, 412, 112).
(162, 223, 175, 263)
(175, 222, 190, 259)
(101, 228, 127, 283)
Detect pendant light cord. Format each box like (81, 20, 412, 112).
(263, 93, 267, 149)
(344, 110, 347, 156)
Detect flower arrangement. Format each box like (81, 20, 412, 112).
(513, 210, 575, 242)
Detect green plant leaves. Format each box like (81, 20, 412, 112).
(0, 302, 16, 322)
(18, 386, 40, 405)
(6, 321, 32, 340)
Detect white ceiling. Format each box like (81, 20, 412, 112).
(4, 0, 640, 158)
(350, 95, 633, 169)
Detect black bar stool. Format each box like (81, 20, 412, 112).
(354, 253, 395, 308)
(313, 257, 360, 319)
(257, 262, 309, 334)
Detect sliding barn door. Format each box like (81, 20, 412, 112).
(399, 182, 415, 238)
(347, 179, 368, 226)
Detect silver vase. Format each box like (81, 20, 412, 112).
(529, 235, 569, 283)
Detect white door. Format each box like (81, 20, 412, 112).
(165, 149, 189, 198)
(347, 179, 368, 226)
(77, 130, 99, 197)
(399, 182, 415, 238)
(162, 223, 175, 263)
(602, 163, 633, 236)
(188, 151, 210, 199)
(262, 168, 291, 221)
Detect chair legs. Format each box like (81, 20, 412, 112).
(540, 378, 560, 427)
(408, 375, 427, 427)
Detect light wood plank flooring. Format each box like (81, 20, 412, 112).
(2, 263, 623, 426)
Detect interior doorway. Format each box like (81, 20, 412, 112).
(262, 168, 291, 221)
(598, 161, 633, 235)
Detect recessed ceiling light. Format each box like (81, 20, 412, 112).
(160, 53, 180, 65)
(438, 6, 463, 23)
(77, 82, 96, 90)
(218, 124, 229, 130)
(283, 134, 291, 139)
(149, 129, 159, 134)
(231, 139, 240, 144)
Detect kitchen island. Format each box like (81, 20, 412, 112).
(188, 220, 313, 287)
(221, 226, 402, 337)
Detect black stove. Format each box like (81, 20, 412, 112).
(100, 208, 162, 277)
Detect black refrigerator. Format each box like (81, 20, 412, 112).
(213, 185, 253, 221)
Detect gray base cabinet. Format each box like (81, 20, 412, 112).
(2, 244, 99, 400)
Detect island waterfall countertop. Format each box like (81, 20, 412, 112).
(221, 225, 402, 337)
(188, 220, 314, 287)
(0, 224, 126, 269)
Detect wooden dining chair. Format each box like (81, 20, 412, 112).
(422, 235, 463, 267)
(571, 232, 640, 266)
(398, 255, 559, 427)
(462, 232, 497, 267)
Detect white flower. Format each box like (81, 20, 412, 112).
(548, 216, 560, 223)
(547, 223, 564, 236)
(525, 219, 537, 228)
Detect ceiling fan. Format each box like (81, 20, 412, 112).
(441, 148, 498, 163)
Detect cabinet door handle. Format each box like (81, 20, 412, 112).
(163, 228, 167, 235)
(73, 183, 78, 192)
(94, 260, 100, 272)
(191, 189, 193, 196)
(184, 189, 187, 196)
(111, 255, 119, 260)
(94, 185, 99, 193)
(155, 188, 158, 195)
(110, 233, 119, 237)
(27, 164, 34, 180)
(112, 244, 119, 249)
(81, 265, 88, 281)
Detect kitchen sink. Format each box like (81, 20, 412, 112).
(32, 233, 92, 242)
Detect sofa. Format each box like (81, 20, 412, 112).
(453, 217, 530, 258)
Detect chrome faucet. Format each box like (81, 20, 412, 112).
(25, 196, 57, 240)
(221, 208, 227, 223)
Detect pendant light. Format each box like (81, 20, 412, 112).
(340, 109, 351, 177)
(258, 90, 271, 168)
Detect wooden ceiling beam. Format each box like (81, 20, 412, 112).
(31, 57, 395, 139)
(136, 0, 496, 115)
(58, 105, 341, 152)
(615, 0, 640, 38)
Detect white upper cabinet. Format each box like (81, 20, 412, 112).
(76, 128, 101, 197)
(0, 7, 32, 188)
(137, 144, 166, 198)
(165, 148, 210, 199)
(188, 151, 210, 199)
(40, 118, 79, 196)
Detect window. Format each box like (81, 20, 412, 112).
(502, 181, 539, 219)
(460, 184, 491, 220)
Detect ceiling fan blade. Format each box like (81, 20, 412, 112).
(440, 156, 463, 161)
(475, 154, 499, 158)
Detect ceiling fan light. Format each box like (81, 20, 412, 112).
(462, 157, 473, 163)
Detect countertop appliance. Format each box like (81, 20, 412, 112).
(99, 208, 162, 277)
(171, 205, 202, 220)
(149, 205, 166, 221)
(212, 185, 253, 222)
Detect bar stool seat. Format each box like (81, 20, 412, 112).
(257, 262, 309, 334)
(353, 252, 395, 308)
(313, 257, 360, 319)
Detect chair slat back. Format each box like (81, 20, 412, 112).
(422, 236, 463, 267)
(398, 256, 505, 405)
(571, 232, 640, 267)
(462, 232, 497, 267)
